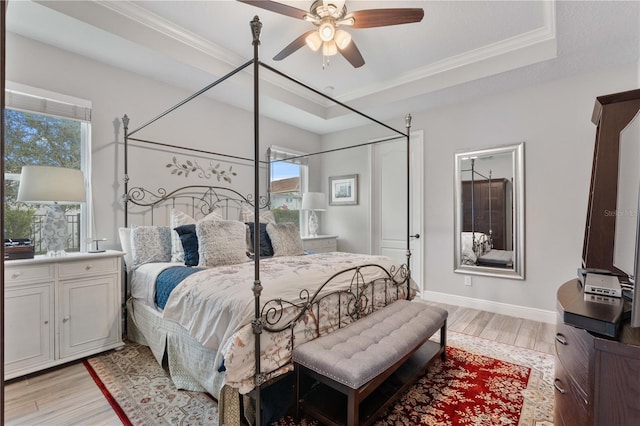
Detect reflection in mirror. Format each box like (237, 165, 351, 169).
(454, 142, 525, 279)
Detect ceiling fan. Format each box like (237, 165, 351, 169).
(238, 0, 425, 68)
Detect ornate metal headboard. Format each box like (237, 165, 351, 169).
(123, 184, 270, 226)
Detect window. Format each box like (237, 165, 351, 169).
(268, 146, 308, 231)
(4, 84, 92, 254)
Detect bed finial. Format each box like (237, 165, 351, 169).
(405, 113, 412, 130)
(122, 114, 129, 129)
(250, 16, 262, 45)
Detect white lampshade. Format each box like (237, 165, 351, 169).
(322, 40, 338, 56)
(301, 192, 327, 211)
(306, 31, 323, 51)
(319, 21, 336, 42)
(17, 165, 86, 204)
(334, 29, 352, 49)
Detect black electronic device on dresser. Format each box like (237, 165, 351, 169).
(555, 89, 640, 426)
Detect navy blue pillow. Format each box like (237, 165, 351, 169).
(246, 222, 274, 257)
(174, 224, 199, 266)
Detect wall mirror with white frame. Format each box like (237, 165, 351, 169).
(454, 142, 525, 279)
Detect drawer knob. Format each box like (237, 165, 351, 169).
(44, 320, 49, 325)
(555, 333, 568, 345)
(11, 272, 22, 278)
(554, 378, 566, 394)
(85, 264, 93, 270)
(63, 316, 70, 323)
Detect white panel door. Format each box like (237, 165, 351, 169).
(371, 131, 424, 290)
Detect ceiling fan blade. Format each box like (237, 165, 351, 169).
(348, 8, 424, 28)
(339, 40, 365, 68)
(237, 0, 309, 20)
(273, 30, 316, 61)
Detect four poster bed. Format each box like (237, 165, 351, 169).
(119, 17, 443, 426)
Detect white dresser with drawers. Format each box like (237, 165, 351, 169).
(4, 250, 124, 379)
(301, 235, 338, 253)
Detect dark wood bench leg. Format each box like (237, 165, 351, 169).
(441, 319, 447, 361)
(294, 363, 301, 422)
(347, 388, 359, 426)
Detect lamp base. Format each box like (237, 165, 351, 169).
(42, 205, 68, 256)
(308, 210, 319, 237)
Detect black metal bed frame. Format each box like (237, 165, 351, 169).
(120, 16, 414, 425)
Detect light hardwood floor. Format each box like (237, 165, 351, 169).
(3, 302, 556, 425)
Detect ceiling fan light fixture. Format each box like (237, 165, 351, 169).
(318, 21, 335, 42)
(322, 40, 338, 56)
(305, 31, 323, 51)
(334, 29, 351, 49)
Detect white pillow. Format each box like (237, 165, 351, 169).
(118, 227, 133, 272)
(241, 205, 276, 224)
(266, 223, 304, 257)
(130, 225, 172, 269)
(197, 220, 249, 267)
(170, 208, 223, 263)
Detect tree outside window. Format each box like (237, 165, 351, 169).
(4, 109, 83, 254)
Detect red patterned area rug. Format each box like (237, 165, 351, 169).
(86, 331, 554, 426)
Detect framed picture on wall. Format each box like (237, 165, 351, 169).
(329, 174, 358, 205)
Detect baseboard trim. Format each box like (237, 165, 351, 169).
(421, 291, 557, 324)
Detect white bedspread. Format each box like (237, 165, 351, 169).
(159, 251, 414, 393)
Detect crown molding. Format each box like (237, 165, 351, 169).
(337, 0, 557, 103)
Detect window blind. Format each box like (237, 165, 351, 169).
(269, 146, 309, 165)
(5, 90, 91, 122)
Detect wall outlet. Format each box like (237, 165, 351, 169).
(464, 276, 472, 286)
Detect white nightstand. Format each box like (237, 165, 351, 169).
(4, 250, 124, 380)
(301, 235, 338, 253)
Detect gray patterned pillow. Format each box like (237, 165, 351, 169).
(131, 225, 172, 269)
(267, 222, 304, 257)
(197, 220, 249, 267)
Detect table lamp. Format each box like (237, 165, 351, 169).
(301, 192, 327, 237)
(17, 165, 86, 256)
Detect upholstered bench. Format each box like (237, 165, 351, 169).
(292, 299, 447, 426)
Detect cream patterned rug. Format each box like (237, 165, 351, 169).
(85, 331, 554, 425)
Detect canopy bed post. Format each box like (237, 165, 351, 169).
(488, 169, 492, 243)
(470, 158, 476, 249)
(122, 114, 130, 228)
(405, 113, 413, 299)
(249, 15, 265, 426)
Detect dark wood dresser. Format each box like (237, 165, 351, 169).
(555, 279, 640, 426)
(461, 178, 510, 250)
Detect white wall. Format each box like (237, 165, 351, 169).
(321, 64, 638, 322)
(6, 33, 322, 249)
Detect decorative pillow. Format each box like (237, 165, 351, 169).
(174, 224, 199, 266)
(130, 225, 172, 269)
(170, 208, 223, 262)
(241, 205, 276, 224)
(246, 222, 274, 257)
(118, 227, 133, 272)
(267, 222, 304, 257)
(197, 220, 249, 267)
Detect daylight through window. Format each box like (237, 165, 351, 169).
(4, 87, 92, 254)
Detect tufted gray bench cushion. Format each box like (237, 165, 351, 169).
(292, 299, 448, 389)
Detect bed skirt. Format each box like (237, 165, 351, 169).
(126, 298, 243, 425)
